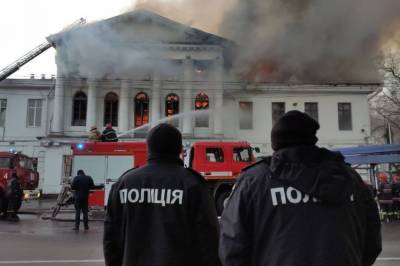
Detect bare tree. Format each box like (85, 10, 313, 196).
(370, 53, 400, 144)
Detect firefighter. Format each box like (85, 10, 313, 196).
(104, 123, 221, 266)
(88, 126, 101, 142)
(71, 169, 95, 230)
(101, 123, 118, 142)
(219, 111, 382, 266)
(4, 171, 23, 222)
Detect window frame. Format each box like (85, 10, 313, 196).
(194, 92, 210, 128)
(304, 102, 319, 122)
(104, 92, 119, 127)
(0, 99, 7, 127)
(239, 101, 253, 130)
(272, 102, 285, 124)
(338, 102, 353, 131)
(26, 99, 43, 128)
(72, 92, 87, 127)
(205, 147, 225, 163)
(134, 92, 149, 128)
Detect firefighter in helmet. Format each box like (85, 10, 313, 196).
(101, 123, 118, 142)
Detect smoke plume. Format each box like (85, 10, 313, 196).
(54, 0, 400, 83)
(135, 0, 400, 83)
(220, 0, 400, 83)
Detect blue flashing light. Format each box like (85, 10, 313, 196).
(9, 148, 15, 153)
(76, 143, 85, 150)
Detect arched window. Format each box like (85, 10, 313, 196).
(134, 92, 149, 127)
(165, 94, 179, 117)
(165, 93, 179, 126)
(104, 92, 119, 126)
(195, 92, 209, 127)
(72, 92, 87, 126)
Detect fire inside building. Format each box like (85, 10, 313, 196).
(0, 9, 380, 194)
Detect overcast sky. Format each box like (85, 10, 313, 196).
(0, 0, 136, 79)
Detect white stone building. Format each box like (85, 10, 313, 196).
(0, 10, 379, 194)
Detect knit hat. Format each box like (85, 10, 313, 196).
(271, 110, 320, 151)
(146, 123, 182, 158)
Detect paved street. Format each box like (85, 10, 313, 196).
(0, 213, 399, 266)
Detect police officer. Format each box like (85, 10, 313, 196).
(104, 123, 220, 266)
(219, 111, 382, 266)
(71, 169, 94, 230)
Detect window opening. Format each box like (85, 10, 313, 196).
(72, 92, 87, 126)
(206, 148, 224, 162)
(135, 92, 149, 127)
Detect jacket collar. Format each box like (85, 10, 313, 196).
(147, 152, 183, 166)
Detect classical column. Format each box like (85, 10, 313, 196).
(151, 75, 161, 126)
(213, 57, 224, 136)
(118, 79, 130, 134)
(182, 57, 193, 136)
(86, 79, 97, 132)
(51, 72, 65, 135)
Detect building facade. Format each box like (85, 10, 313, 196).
(0, 10, 379, 194)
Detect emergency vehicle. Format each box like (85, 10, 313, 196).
(70, 141, 256, 214)
(0, 152, 40, 211)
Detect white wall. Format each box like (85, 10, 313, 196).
(231, 91, 373, 155)
(0, 88, 49, 140)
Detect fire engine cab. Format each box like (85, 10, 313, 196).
(0, 152, 40, 211)
(70, 141, 255, 214)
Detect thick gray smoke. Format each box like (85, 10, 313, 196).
(53, 0, 400, 83)
(220, 0, 400, 83)
(52, 12, 184, 79)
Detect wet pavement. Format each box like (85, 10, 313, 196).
(0, 200, 399, 265)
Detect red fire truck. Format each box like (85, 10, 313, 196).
(70, 141, 255, 214)
(0, 152, 40, 211)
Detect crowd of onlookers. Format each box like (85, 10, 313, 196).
(376, 171, 400, 221)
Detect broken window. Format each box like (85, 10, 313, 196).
(104, 92, 119, 127)
(134, 92, 149, 127)
(165, 93, 179, 126)
(72, 92, 87, 126)
(206, 148, 224, 162)
(195, 93, 209, 127)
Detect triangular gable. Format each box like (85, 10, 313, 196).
(51, 9, 234, 47)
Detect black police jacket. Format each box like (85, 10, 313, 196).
(220, 146, 382, 266)
(6, 176, 23, 200)
(71, 174, 95, 202)
(103, 157, 221, 266)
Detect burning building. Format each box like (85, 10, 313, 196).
(49, 9, 378, 146)
(0, 9, 382, 193)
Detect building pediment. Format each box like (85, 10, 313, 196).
(51, 9, 233, 47)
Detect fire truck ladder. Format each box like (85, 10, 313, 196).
(0, 42, 53, 82)
(0, 18, 86, 82)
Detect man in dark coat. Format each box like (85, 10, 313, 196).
(219, 110, 382, 266)
(71, 169, 95, 230)
(101, 123, 118, 142)
(3, 172, 23, 221)
(104, 123, 221, 266)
